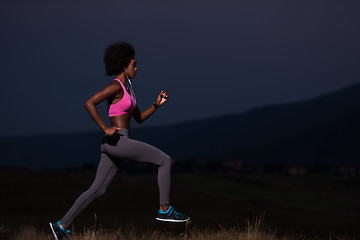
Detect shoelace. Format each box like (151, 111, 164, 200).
(169, 208, 183, 218)
(173, 210, 181, 216)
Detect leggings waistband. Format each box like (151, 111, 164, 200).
(117, 128, 129, 136)
(104, 128, 129, 137)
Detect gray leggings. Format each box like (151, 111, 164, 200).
(60, 128, 171, 227)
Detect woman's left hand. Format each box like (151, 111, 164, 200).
(155, 91, 169, 107)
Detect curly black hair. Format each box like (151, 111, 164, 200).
(103, 41, 135, 76)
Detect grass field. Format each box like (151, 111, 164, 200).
(0, 168, 359, 239)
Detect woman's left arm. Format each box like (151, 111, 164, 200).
(132, 90, 169, 124)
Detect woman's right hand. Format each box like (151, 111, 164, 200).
(104, 126, 121, 136)
(84, 81, 122, 135)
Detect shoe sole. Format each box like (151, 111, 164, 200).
(49, 222, 59, 240)
(155, 217, 190, 222)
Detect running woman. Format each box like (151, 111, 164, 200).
(50, 41, 189, 240)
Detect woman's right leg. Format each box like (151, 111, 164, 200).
(60, 153, 119, 227)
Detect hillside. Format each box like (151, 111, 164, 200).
(132, 83, 360, 160)
(227, 107, 360, 166)
(1, 83, 360, 168)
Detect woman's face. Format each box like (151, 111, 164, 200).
(125, 58, 138, 79)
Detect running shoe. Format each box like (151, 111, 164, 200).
(49, 221, 70, 240)
(156, 206, 190, 222)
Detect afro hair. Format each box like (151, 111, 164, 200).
(103, 41, 135, 76)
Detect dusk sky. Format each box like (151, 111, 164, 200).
(1, 0, 359, 137)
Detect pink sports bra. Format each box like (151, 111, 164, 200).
(108, 79, 136, 117)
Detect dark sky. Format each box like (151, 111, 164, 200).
(1, 0, 359, 137)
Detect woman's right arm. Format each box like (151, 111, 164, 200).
(84, 82, 121, 135)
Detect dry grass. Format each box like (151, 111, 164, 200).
(2, 217, 353, 240)
(2, 171, 359, 240)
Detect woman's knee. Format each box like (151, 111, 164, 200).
(159, 155, 173, 167)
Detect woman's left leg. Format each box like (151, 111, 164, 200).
(102, 131, 189, 222)
(103, 134, 171, 205)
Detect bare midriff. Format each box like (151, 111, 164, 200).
(110, 114, 132, 130)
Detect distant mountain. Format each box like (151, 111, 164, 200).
(0, 132, 104, 168)
(1, 83, 360, 168)
(226, 107, 360, 166)
(132, 83, 360, 159)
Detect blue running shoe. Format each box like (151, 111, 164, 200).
(49, 221, 70, 240)
(156, 206, 190, 222)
